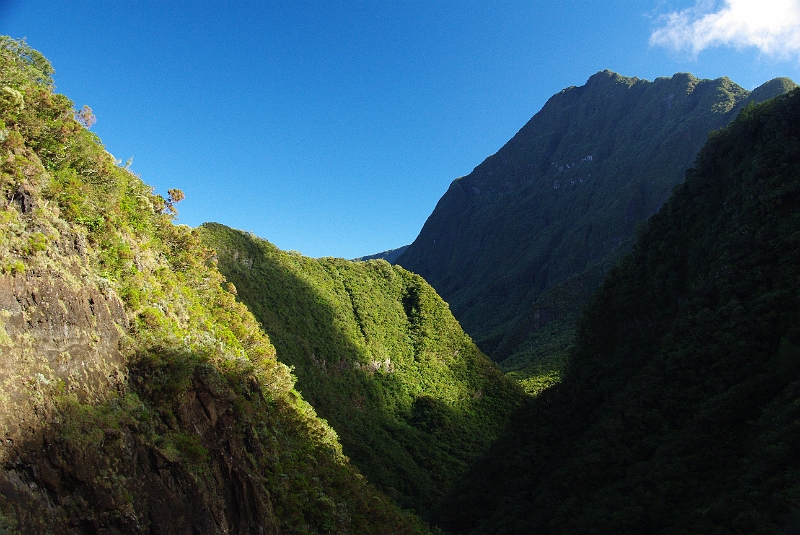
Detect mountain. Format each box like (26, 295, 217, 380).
(354, 244, 409, 263)
(197, 224, 523, 514)
(395, 71, 797, 388)
(0, 37, 428, 534)
(432, 88, 800, 534)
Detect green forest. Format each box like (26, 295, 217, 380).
(1, 36, 799, 534)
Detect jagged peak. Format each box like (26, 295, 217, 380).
(655, 71, 698, 83)
(749, 76, 799, 102)
(562, 70, 743, 102)
(586, 69, 641, 87)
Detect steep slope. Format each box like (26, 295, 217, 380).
(354, 245, 408, 263)
(198, 224, 524, 515)
(433, 88, 800, 534)
(395, 71, 796, 377)
(0, 37, 427, 534)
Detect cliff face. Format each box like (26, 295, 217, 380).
(0, 37, 426, 535)
(395, 71, 797, 372)
(1, 367, 283, 534)
(0, 266, 127, 445)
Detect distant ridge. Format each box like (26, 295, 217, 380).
(354, 245, 408, 263)
(395, 71, 797, 383)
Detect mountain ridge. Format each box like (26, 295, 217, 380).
(2, 35, 799, 534)
(395, 70, 796, 383)
(354, 244, 409, 263)
(0, 36, 429, 534)
(198, 223, 524, 515)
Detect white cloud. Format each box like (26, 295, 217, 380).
(650, 0, 800, 59)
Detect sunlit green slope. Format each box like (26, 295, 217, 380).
(0, 37, 428, 534)
(433, 89, 800, 534)
(198, 223, 524, 514)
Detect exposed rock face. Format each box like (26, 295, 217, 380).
(0, 269, 128, 457)
(0, 374, 280, 534)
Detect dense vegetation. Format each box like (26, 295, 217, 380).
(433, 89, 800, 534)
(198, 224, 524, 515)
(395, 71, 796, 392)
(0, 37, 428, 534)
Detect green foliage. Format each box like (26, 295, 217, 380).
(433, 89, 800, 534)
(0, 509, 18, 535)
(199, 222, 524, 515)
(0, 259, 24, 275)
(23, 231, 47, 254)
(0, 36, 429, 534)
(0, 36, 54, 88)
(56, 392, 155, 453)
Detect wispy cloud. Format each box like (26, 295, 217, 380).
(650, 0, 800, 59)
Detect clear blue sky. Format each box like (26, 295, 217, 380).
(2, 1, 799, 258)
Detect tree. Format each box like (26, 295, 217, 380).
(75, 105, 96, 129)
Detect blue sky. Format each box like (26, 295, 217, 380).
(2, 1, 799, 258)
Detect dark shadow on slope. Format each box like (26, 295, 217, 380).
(431, 88, 800, 535)
(0, 344, 430, 534)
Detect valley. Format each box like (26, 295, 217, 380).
(1, 35, 799, 534)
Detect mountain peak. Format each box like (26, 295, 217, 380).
(434, 84, 800, 535)
(586, 68, 639, 85)
(750, 76, 799, 102)
(396, 70, 795, 364)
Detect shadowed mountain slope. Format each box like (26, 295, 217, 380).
(396, 71, 796, 376)
(198, 223, 524, 515)
(432, 88, 800, 535)
(354, 245, 409, 263)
